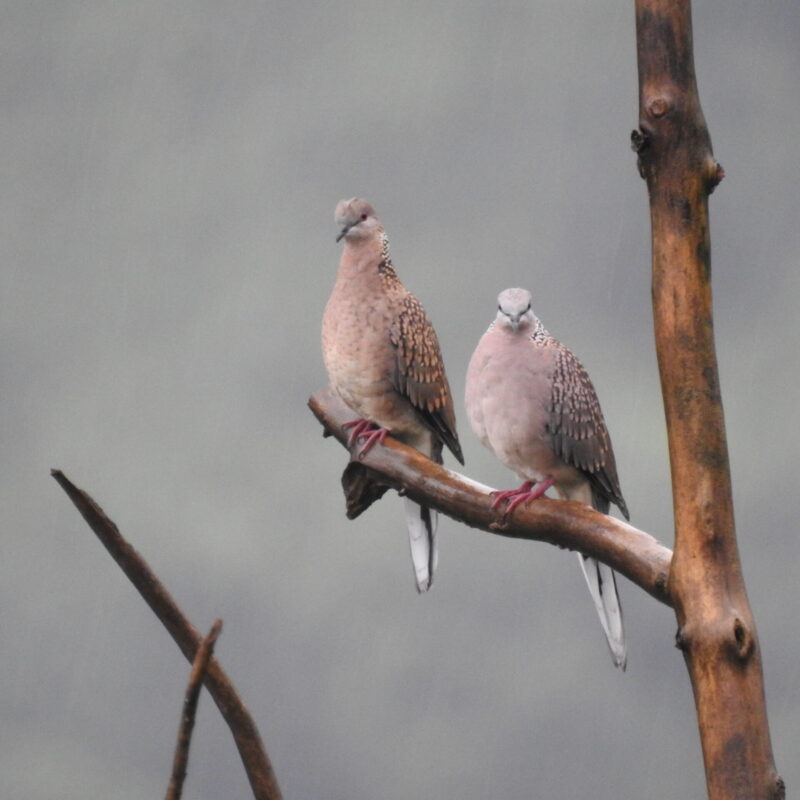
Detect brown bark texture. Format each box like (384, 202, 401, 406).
(52, 470, 283, 800)
(310, 387, 673, 605)
(632, 2, 782, 798)
(166, 619, 222, 800)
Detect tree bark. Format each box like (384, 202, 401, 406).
(632, 2, 782, 797)
(166, 619, 222, 800)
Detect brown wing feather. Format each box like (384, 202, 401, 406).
(390, 292, 464, 464)
(547, 343, 628, 519)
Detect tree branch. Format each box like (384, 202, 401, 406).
(309, 386, 673, 606)
(166, 619, 222, 800)
(633, 2, 782, 797)
(51, 470, 283, 800)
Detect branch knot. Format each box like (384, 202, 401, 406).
(646, 95, 672, 118)
(731, 617, 755, 662)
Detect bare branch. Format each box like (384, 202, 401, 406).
(633, 1, 782, 797)
(166, 619, 222, 800)
(51, 470, 283, 800)
(309, 387, 673, 606)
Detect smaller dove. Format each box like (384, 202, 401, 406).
(465, 288, 629, 668)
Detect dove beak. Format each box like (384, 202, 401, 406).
(336, 222, 355, 242)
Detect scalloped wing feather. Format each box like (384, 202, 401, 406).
(390, 293, 464, 464)
(548, 344, 628, 519)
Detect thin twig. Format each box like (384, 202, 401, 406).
(309, 386, 673, 606)
(166, 618, 223, 800)
(51, 470, 283, 800)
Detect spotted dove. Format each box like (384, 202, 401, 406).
(465, 288, 629, 668)
(322, 198, 463, 592)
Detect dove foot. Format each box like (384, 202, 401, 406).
(342, 418, 389, 458)
(490, 477, 556, 518)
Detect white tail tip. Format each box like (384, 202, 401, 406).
(577, 554, 627, 670)
(404, 498, 438, 593)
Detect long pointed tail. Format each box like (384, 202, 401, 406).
(404, 498, 438, 593)
(577, 554, 627, 670)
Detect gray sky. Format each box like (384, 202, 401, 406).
(3, 2, 799, 798)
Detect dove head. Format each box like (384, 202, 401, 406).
(335, 197, 381, 242)
(496, 288, 536, 333)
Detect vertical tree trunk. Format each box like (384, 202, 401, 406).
(632, 2, 783, 798)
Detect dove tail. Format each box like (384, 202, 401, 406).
(577, 554, 627, 670)
(404, 498, 438, 593)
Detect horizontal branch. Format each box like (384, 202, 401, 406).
(51, 470, 283, 800)
(309, 387, 673, 606)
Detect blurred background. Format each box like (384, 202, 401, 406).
(3, 2, 799, 797)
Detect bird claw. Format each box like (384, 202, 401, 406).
(489, 477, 556, 519)
(342, 418, 389, 458)
(490, 481, 535, 511)
(357, 427, 388, 458)
(342, 418, 371, 447)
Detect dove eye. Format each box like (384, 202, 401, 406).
(360, 213, 368, 221)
